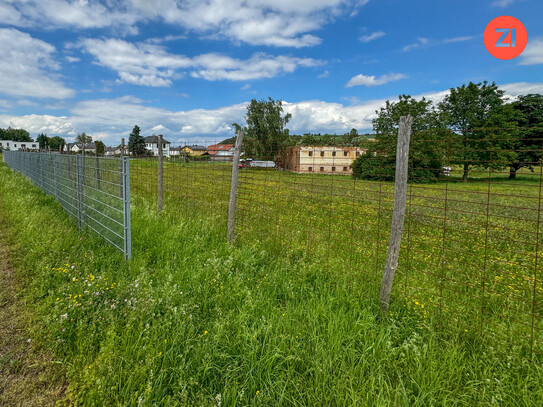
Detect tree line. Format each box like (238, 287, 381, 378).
(354, 81, 543, 181)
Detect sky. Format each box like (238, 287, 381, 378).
(0, 0, 542, 146)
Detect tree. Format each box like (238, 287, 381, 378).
(234, 97, 292, 160)
(508, 94, 543, 179)
(37, 133, 48, 150)
(0, 127, 32, 142)
(48, 136, 66, 151)
(439, 81, 509, 181)
(76, 132, 92, 155)
(128, 125, 146, 157)
(352, 95, 446, 182)
(95, 140, 105, 156)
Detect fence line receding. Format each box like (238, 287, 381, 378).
(3, 151, 131, 260)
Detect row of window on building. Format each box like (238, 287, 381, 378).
(307, 150, 361, 157)
(306, 166, 350, 172)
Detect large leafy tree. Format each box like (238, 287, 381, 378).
(507, 94, 543, 179)
(0, 127, 32, 142)
(128, 125, 146, 157)
(352, 95, 446, 181)
(48, 136, 66, 151)
(439, 81, 510, 181)
(234, 97, 292, 160)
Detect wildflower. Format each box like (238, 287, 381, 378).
(204, 331, 208, 335)
(256, 390, 260, 395)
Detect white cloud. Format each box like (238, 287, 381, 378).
(318, 70, 329, 78)
(492, 0, 517, 7)
(79, 38, 323, 86)
(518, 37, 543, 65)
(241, 84, 251, 90)
(359, 31, 385, 43)
(0, 28, 75, 99)
(346, 73, 407, 87)
(443, 36, 473, 43)
(5, 0, 367, 47)
(3, 82, 542, 144)
(402, 37, 429, 52)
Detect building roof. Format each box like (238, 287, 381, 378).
(144, 135, 171, 144)
(207, 144, 234, 155)
(183, 145, 206, 151)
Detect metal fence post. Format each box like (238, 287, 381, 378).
(76, 154, 83, 229)
(122, 156, 132, 260)
(119, 138, 125, 197)
(379, 115, 413, 312)
(158, 135, 163, 213)
(228, 130, 244, 243)
(96, 155, 101, 190)
(53, 154, 59, 200)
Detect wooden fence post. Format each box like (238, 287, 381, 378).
(379, 115, 413, 311)
(158, 134, 164, 213)
(228, 130, 244, 243)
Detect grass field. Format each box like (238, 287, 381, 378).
(2, 156, 543, 405)
(132, 158, 543, 359)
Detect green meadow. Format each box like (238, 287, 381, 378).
(1, 157, 542, 406)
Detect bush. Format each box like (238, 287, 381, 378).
(351, 156, 443, 183)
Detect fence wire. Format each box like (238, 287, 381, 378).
(129, 129, 543, 360)
(3, 151, 131, 259)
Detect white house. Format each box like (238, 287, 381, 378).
(64, 142, 97, 154)
(0, 140, 39, 151)
(144, 135, 171, 157)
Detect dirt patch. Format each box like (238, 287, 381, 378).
(0, 223, 66, 406)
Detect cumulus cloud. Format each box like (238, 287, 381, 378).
(346, 73, 407, 87)
(79, 38, 323, 86)
(359, 31, 385, 43)
(518, 37, 543, 65)
(0, 28, 75, 99)
(4, 0, 368, 47)
(3, 82, 542, 145)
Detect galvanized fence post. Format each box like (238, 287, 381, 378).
(76, 154, 83, 229)
(228, 129, 244, 243)
(122, 156, 132, 260)
(379, 115, 413, 312)
(158, 135, 164, 213)
(53, 154, 59, 200)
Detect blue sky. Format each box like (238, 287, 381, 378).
(0, 0, 542, 145)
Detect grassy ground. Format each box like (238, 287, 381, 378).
(133, 159, 543, 358)
(0, 202, 66, 405)
(1, 158, 543, 405)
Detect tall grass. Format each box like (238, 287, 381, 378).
(1, 160, 543, 405)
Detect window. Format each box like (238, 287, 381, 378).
(320, 167, 324, 172)
(308, 166, 313, 172)
(356, 151, 360, 156)
(344, 151, 348, 157)
(320, 151, 325, 157)
(308, 151, 313, 156)
(343, 167, 348, 171)
(331, 167, 336, 172)
(332, 151, 336, 157)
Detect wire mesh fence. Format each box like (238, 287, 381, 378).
(2, 151, 131, 259)
(129, 127, 543, 360)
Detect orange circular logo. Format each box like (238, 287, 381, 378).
(484, 16, 527, 60)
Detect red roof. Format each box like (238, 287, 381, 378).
(207, 144, 234, 155)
